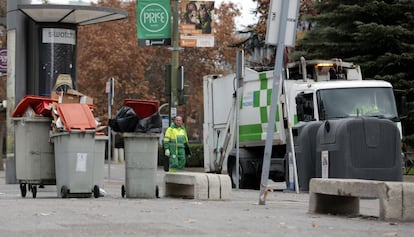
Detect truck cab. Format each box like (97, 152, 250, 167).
(286, 59, 401, 135)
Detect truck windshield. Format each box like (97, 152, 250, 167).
(317, 87, 399, 121)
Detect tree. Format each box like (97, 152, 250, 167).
(238, 0, 317, 66)
(77, 0, 153, 122)
(77, 0, 242, 140)
(295, 0, 414, 143)
(166, 2, 241, 140)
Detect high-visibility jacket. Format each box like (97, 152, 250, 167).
(163, 124, 189, 169)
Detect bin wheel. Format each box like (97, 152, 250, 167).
(20, 183, 27, 198)
(156, 185, 159, 198)
(93, 185, 100, 198)
(61, 185, 69, 198)
(121, 185, 126, 198)
(32, 185, 37, 198)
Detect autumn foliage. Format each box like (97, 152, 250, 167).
(77, 0, 241, 140)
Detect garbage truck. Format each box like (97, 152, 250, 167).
(203, 57, 404, 189)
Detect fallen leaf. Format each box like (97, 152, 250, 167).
(383, 232, 399, 236)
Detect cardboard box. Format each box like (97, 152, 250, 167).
(51, 89, 93, 105)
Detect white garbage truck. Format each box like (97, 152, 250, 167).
(203, 57, 404, 189)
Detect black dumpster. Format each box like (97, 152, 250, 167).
(315, 117, 402, 181)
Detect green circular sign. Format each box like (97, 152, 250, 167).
(140, 3, 169, 33)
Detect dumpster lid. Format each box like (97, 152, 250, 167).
(12, 95, 58, 117)
(123, 99, 158, 119)
(57, 103, 96, 132)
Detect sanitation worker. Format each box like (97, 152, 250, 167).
(163, 116, 191, 171)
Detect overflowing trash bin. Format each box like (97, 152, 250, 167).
(13, 117, 55, 198)
(51, 103, 102, 198)
(12, 91, 105, 199)
(52, 130, 100, 198)
(12, 96, 58, 198)
(109, 99, 162, 198)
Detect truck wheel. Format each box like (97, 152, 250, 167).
(93, 185, 100, 198)
(32, 185, 37, 198)
(61, 185, 69, 198)
(20, 183, 27, 198)
(121, 185, 126, 198)
(155, 185, 159, 198)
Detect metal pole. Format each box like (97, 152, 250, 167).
(258, 0, 289, 205)
(107, 89, 111, 180)
(282, 65, 300, 193)
(106, 78, 114, 180)
(169, 0, 180, 121)
(235, 50, 244, 190)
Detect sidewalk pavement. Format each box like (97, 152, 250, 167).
(0, 163, 413, 237)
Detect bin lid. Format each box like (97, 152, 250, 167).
(57, 103, 96, 132)
(123, 99, 158, 119)
(12, 95, 58, 117)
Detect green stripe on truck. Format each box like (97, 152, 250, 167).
(267, 89, 272, 105)
(259, 73, 267, 90)
(239, 124, 262, 141)
(260, 107, 268, 123)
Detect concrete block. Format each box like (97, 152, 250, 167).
(379, 182, 403, 221)
(165, 172, 232, 200)
(165, 172, 209, 199)
(189, 173, 209, 200)
(206, 173, 220, 200)
(308, 192, 359, 215)
(219, 174, 232, 200)
(165, 183, 195, 199)
(113, 148, 119, 163)
(403, 183, 414, 221)
(308, 192, 317, 213)
(308, 178, 413, 222)
(309, 178, 383, 198)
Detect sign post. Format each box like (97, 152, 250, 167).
(106, 77, 114, 180)
(168, 0, 180, 125)
(259, 0, 300, 205)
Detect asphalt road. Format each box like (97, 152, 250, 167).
(0, 163, 413, 237)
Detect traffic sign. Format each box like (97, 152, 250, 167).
(265, 0, 300, 47)
(137, 0, 171, 46)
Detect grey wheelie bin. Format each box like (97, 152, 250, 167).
(51, 103, 103, 198)
(52, 130, 101, 198)
(13, 117, 56, 198)
(94, 134, 108, 188)
(121, 132, 160, 198)
(111, 99, 162, 198)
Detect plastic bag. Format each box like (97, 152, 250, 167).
(109, 105, 162, 133)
